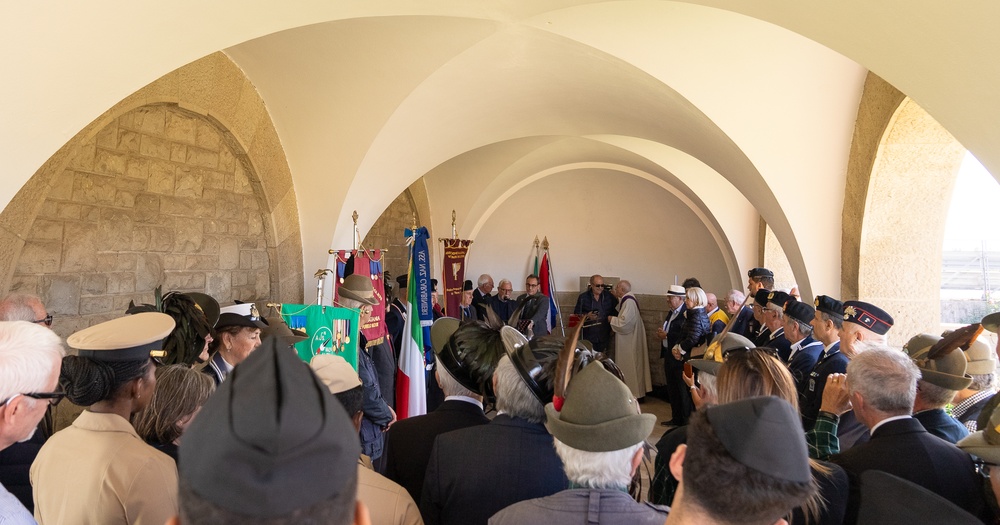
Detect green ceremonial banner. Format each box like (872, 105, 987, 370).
(281, 304, 360, 371)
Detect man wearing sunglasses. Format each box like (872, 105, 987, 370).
(0, 321, 64, 523)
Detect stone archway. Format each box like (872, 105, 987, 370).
(0, 53, 304, 337)
(843, 73, 965, 344)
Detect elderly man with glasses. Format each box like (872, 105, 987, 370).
(488, 279, 517, 323)
(0, 322, 64, 522)
(0, 294, 52, 328)
(513, 275, 550, 338)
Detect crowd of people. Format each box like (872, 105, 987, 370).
(1, 263, 1000, 524)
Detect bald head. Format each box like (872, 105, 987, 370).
(706, 292, 718, 311)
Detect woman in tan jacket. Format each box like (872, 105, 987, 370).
(31, 313, 179, 525)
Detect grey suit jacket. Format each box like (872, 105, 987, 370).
(489, 489, 668, 525)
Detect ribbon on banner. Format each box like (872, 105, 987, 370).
(332, 249, 388, 345)
(281, 304, 361, 370)
(441, 239, 472, 318)
(406, 227, 433, 348)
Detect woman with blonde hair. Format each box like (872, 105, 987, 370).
(653, 348, 849, 525)
(132, 364, 215, 463)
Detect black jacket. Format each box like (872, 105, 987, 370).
(383, 399, 490, 503)
(831, 417, 987, 524)
(678, 307, 710, 356)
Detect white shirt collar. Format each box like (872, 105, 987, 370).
(445, 395, 484, 409)
(870, 414, 912, 434)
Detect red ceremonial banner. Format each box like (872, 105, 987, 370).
(441, 239, 472, 319)
(332, 249, 388, 346)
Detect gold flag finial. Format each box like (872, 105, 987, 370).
(412, 213, 417, 231)
(533, 235, 540, 248)
(451, 210, 457, 239)
(542, 236, 550, 250)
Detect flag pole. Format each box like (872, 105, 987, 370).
(541, 237, 565, 337)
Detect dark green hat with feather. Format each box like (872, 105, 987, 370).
(126, 286, 216, 366)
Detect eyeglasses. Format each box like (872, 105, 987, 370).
(32, 315, 53, 327)
(526, 282, 540, 288)
(1, 390, 66, 407)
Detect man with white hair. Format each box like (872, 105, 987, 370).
(827, 347, 986, 523)
(421, 327, 567, 525)
(472, 274, 494, 320)
(0, 294, 54, 515)
(490, 361, 667, 524)
(609, 280, 651, 400)
(761, 291, 792, 361)
(837, 301, 893, 359)
(704, 292, 728, 341)
(0, 294, 51, 328)
(0, 322, 64, 522)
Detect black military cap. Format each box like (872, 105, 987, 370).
(748, 267, 774, 279)
(431, 278, 439, 292)
(753, 289, 772, 307)
(179, 335, 359, 518)
(783, 299, 814, 325)
(813, 295, 844, 319)
(463, 279, 474, 291)
(396, 274, 408, 289)
(842, 301, 893, 335)
(704, 397, 810, 484)
(766, 291, 790, 310)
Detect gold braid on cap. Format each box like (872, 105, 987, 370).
(928, 323, 983, 360)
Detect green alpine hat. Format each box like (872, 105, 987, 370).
(544, 361, 655, 452)
(903, 333, 973, 391)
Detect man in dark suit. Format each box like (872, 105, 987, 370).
(761, 291, 792, 362)
(829, 347, 987, 524)
(739, 267, 773, 339)
(421, 326, 567, 525)
(383, 317, 491, 504)
(385, 274, 407, 355)
(656, 285, 687, 427)
(782, 299, 824, 398)
(471, 273, 493, 320)
(801, 295, 848, 430)
(459, 280, 475, 321)
(572, 274, 617, 353)
(514, 275, 550, 338)
(750, 289, 773, 346)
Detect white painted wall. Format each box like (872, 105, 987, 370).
(466, 170, 733, 296)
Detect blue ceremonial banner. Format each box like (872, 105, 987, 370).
(406, 226, 433, 348)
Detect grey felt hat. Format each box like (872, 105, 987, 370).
(339, 273, 379, 306)
(544, 361, 655, 452)
(704, 397, 811, 484)
(959, 398, 1000, 464)
(903, 333, 973, 391)
(962, 334, 997, 375)
(179, 335, 359, 518)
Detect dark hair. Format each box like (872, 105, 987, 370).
(60, 355, 152, 407)
(682, 277, 702, 289)
(178, 478, 356, 525)
(209, 325, 252, 353)
(752, 275, 775, 289)
(333, 386, 364, 416)
(684, 410, 815, 525)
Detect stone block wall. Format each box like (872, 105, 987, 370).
(11, 104, 273, 338)
(361, 189, 418, 286)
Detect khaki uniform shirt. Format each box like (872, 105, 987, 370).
(30, 411, 178, 525)
(358, 456, 422, 525)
